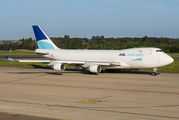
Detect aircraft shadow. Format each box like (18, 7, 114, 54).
(30, 64, 49, 69)
(7, 68, 84, 75)
(102, 69, 159, 76)
(65, 69, 156, 76)
(7, 72, 63, 75)
(8, 66, 158, 76)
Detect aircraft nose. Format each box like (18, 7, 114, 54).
(168, 56, 174, 64)
(160, 54, 174, 66)
(164, 55, 174, 65)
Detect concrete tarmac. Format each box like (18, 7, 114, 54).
(0, 111, 60, 120)
(0, 67, 179, 120)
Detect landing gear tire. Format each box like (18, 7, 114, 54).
(152, 68, 158, 76)
(152, 72, 157, 76)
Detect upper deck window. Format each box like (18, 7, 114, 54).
(156, 50, 163, 52)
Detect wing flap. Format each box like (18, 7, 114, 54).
(110, 62, 121, 66)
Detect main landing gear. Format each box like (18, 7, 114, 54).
(152, 68, 158, 76)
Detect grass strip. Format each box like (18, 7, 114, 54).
(0, 51, 36, 55)
(0, 51, 179, 57)
(139, 60, 179, 73)
(0, 60, 179, 72)
(167, 53, 179, 57)
(0, 61, 48, 68)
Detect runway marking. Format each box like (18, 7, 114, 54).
(0, 73, 47, 84)
(91, 96, 113, 100)
(50, 105, 179, 119)
(0, 111, 67, 120)
(8, 82, 179, 95)
(89, 104, 179, 109)
(0, 99, 179, 119)
(77, 96, 112, 104)
(1, 99, 179, 109)
(78, 100, 104, 104)
(0, 99, 43, 105)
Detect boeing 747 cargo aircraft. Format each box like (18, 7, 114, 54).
(7, 25, 174, 76)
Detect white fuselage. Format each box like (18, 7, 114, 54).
(38, 47, 174, 69)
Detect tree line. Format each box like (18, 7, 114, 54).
(0, 35, 179, 53)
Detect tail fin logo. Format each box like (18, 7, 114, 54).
(32, 25, 59, 49)
(5, 56, 14, 61)
(130, 58, 143, 62)
(33, 26, 47, 41)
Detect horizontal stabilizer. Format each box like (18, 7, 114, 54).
(5, 56, 14, 61)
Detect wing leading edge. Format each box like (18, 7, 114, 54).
(6, 56, 123, 68)
(19, 59, 121, 67)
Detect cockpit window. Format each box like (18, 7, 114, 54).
(156, 50, 163, 52)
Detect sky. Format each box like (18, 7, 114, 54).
(0, 0, 179, 40)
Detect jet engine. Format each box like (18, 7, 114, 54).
(53, 64, 65, 71)
(87, 65, 101, 73)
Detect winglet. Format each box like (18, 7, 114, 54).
(32, 25, 59, 49)
(5, 56, 14, 61)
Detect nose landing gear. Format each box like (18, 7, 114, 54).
(152, 68, 158, 76)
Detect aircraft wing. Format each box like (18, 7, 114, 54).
(81, 61, 121, 66)
(5, 56, 50, 63)
(6, 56, 121, 66)
(46, 60, 122, 68)
(19, 60, 51, 63)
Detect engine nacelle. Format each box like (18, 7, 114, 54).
(53, 64, 65, 71)
(87, 65, 101, 73)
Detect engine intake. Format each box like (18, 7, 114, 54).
(87, 65, 101, 73)
(53, 64, 65, 71)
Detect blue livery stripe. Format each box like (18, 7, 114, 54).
(33, 26, 47, 41)
(130, 58, 143, 62)
(37, 41, 54, 49)
(5, 56, 13, 61)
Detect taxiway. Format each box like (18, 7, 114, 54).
(0, 67, 179, 120)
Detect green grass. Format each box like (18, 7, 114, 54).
(1, 51, 179, 57)
(0, 60, 179, 73)
(0, 50, 178, 73)
(0, 61, 76, 69)
(139, 60, 179, 73)
(167, 53, 179, 57)
(0, 61, 48, 68)
(0, 51, 36, 55)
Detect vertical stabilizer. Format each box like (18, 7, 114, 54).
(32, 25, 59, 49)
